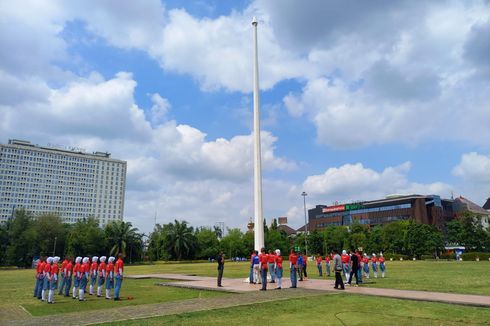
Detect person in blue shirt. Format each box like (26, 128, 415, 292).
(297, 254, 304, 281)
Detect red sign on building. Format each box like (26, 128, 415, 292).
(322, 205, 346, 213)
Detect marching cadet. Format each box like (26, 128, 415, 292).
(341, 250, 350, 281)
(79, 257, 90, 301)
(114, 253, 124, 300)
(289, 249, 298, 288)
(105, 256, 115, 299)
(371, 253, 378, 278)
(274, 249, 283, 290)
(89, 256, 99, 295)
(379, 253, 386, 278)
(97, 256, 107, 297)
(72, 256, 82, 299)
(58, 257, 69, 295)
(42, 257, 53, 301)
(63, 257, 73, 297)
(48, 256, 60, 304)
(325, 254, 331, 277)
(362, 253, 370, 279)
(258, 248, 268, 291)
(34, 256, 45, 299)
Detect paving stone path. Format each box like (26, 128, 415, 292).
(4, 274, 490, 326)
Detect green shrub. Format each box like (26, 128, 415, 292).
(439, 252, 455, 260)
(460, 252, 490, 261)
(384, 253, 410, 261)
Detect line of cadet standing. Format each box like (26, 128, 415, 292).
(34, 253, 125, 303)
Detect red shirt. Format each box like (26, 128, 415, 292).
(65, 262, 73, 275)
(379, 257, 385, 263)
(44, 262, 51, 274)
(276, 255, 283, 269)
(341, 254, 350, 264)
(316, 256, 322, 264)
(90, 262, 98, 274)
(98, 262, 107, 275)
(73, 262, 81, 276)
(259, 253, 268, 270)
(267, 254, 276, 263)
(302, 255, 308, 265)
(289, 253, 298, 265)
(50, 264, 59, 279)
(325, 256, 330, 263)
(371, 257, 377, 263)
(106, 262, 114, 277)
(36, 261, 44, 275)
(81, 262, 89, 275)
(362, 257, 369, 264)
(61, 260, 68, 273)
(115, 258, 124, 275)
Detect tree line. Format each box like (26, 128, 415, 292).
(0, 209, 142, 267)
(1, 209, 488, 267)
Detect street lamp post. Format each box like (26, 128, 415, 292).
(301, 192, 308, 256)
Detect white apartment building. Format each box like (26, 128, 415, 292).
(0, 139, 126, 226)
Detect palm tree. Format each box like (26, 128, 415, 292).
(105, 221, 140, 257)
(166, 220, 196, 260)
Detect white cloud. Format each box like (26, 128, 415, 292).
(453, 152, 490, 184)
(302, 161, 452, 204)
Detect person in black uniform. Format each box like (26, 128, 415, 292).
(348, 249, 360, 286)
(217, 251, 224, 287)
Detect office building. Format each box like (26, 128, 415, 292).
(0, 139, 126, 226)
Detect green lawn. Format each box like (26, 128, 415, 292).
(128, 260, 490, 295)
(0, 269, 227, 316)
(101, 293, 490, 326)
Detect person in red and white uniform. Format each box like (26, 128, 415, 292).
(72, 256, 82, 299)
(362, 253, 370, 279)
(41, 257, 53, 302)
(259, 248, 268, 291)
(89, 256, 98, 295)
(78, 257, 90, 301)
(114, 253, 124, 300)
(97, 256, 107, 297)
(379, 253, 386, 278)
(48, 256, 60, 303)
(274, 249, 283, 289)
(105, 256, 115, 299)
(63, 257, 73, 297)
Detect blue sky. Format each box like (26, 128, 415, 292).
(1, 0, 489, 233)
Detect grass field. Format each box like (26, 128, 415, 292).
(127, 259, 490, 295)
(102, 293, 490, 326)
(1, 260, 489, 324)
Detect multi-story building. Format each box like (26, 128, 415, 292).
(308, 194, 456, 231)
(0, 139, 126, 226)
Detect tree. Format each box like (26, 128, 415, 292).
(220, 228, 245, 258)
(323, 226, 349, 252)
(446, 219, 464, 245)
(66, 217, 106, 257)
(265, 229, 289, 254)
(366, 225, 383, 254)
(195, 227, 219, 259)
(105, 220, 140, 257)
(165, 220, 196, 260)
(406, 221, 444, 258)
(34, 213, 66, 256)
(308, 230, 324, 255)
(6, 209, 37, 267)
(382, 221, 408, 254)
(349, 222, 368, 251)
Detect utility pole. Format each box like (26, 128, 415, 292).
(301, 192, 308, 256)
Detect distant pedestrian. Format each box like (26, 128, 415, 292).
(259, 248, 268, 291)
(316, 254, 323, 277)
(371, 253, 378, 278)
(268, 250, 276, 283)
(325, 254, 331, 277)
(348, 250, 359, 286)
(362, 253, 370, 279)
(356, 250, 363, 284)
(333, 249, 344, 290)
(274, 249, 283, 289)
(289, 249, 298, 288)
(217, 251, 224, 287)
(249, 250, 255, 284)
(341, 250, 350, 281)
(297, 253, 304, 281)
(252, 250, 260, 284)
(379, 253, 386, 278)
(302, 253, 308, 279)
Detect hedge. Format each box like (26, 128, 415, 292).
(460, 252, 490, 261)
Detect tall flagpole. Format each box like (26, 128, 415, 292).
(252, 17, 264, 251)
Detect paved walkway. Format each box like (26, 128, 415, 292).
(129, 274, 490, 307)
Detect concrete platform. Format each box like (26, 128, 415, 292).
(127, 274, 490, 307)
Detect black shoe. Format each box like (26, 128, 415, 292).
(97, 295, 102, 297)
(289, 286, 297, 288)
(114, 298, 120, 301)
(259, 289, 266, 291)
(217, 285, 223, 287)
(271, 281, 275, 283)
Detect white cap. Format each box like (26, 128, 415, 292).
(83, 257, 89, 263)
(373, 253, 376, 257)
(53, 256, 60, 263)
(364, 253, 368, 256)
(47, 257, 53, 264)
(108, 256, 115, 263)
(342, 250, 347, 255)
(275, 249, 281, 256)
(380, 253, 383, 257)
(92, 256, 99, 262)
(75, 257, 82, 263)
(99, 256, 107, 262)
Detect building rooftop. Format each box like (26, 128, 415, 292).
(455, 196, 489, 215)
(483, 198, 490, 210)
(277, 224, 296, 236)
